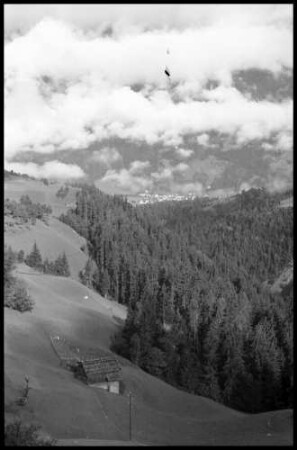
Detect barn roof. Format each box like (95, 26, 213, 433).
(79, 356, 121, 383)
(50, 334, 121, 383)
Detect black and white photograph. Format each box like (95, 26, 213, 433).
(4, 3, 293, 446)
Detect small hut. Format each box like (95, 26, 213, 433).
(75, 355, 121, 394)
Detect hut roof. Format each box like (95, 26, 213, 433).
(79, 356, 121, 383)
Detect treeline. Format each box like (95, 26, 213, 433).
(24, 242, 71, 277)
(4, 246, 34, 312)
(4, 195, 52, 224)
(59, 185, 293, 413)
(4, 243, 71, 312)
(4, 169, 35, 181)
(4, 169, 51, 185)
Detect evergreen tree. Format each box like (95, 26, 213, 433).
(79, 259, 93, 287)
(25, 242, 43, 271)
(53, 252, 70, 277)
(43, 257, 55, 274)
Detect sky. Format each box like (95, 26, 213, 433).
(4, 4, 293, 196)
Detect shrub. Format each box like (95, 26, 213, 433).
(4, 279, 34, 312)
(5, 420, 56, 446)
(20, 195, 33, 206)
(17, 250, 25, 263)
(4, 246, 16, 285)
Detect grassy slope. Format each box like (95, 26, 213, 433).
(4, 177, 79, 217)
(5, 264, 127, 440)
(5, 217, 88, 282)
(4, 268, 292, 446)
(5, 177, 88, 281)
(4, 178, 293, 445)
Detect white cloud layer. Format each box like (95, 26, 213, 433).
(96, 160, 152, 195)
(197, 133, 210, 146)
(5, 4, 292, 35)
(90, 147, 122, 166)
(5, 160, 85, 179)
(4, 5, 292, 188)
(175, 148, 194, 159)
(96, 159, 198, 195)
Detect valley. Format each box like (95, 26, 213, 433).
(4, 174, 293, 445)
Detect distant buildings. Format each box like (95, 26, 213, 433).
(136, 191, 198, 205)
(128, 188, 251, 206)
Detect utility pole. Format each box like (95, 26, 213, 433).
(128, 392, 132, 441)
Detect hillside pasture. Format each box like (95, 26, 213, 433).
(5, 217, 89, 281)
(4, 177, 79, 217)
(4, 264, 292, 445)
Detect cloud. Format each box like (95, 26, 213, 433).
(5, 37, 292, 160)
(275, 131, 292, 151)
(129, 160, 151, 173)
(96, 159, 194, 195)
(5, 10, 292, 159)
(197, 133, 210, 146)
(260, 150, 292, 193)
(96, 160, 151, 194)
(239, 181, 256, 192)
(174, 162, 189, 172)
(265, 176, 292, 193)
(5, 4, 292, 36)
(151, 160, 189, 182)
(5, 160, 86, 179)
(4, 6, 293, 194)
(262, 142, 274, 151)
(175, 147, 194, 159)
(90, 147, 122, 166)
(170, 181, 204, 195)
(186, 156, 228, 186)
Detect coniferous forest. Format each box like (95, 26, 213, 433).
(59, 185, 293, 414)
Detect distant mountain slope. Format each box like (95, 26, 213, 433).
(4, 264, 292, 445)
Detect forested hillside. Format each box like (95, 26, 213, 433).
(59, 186, 293, 414)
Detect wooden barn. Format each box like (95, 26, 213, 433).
(74, 355, 121, 394)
